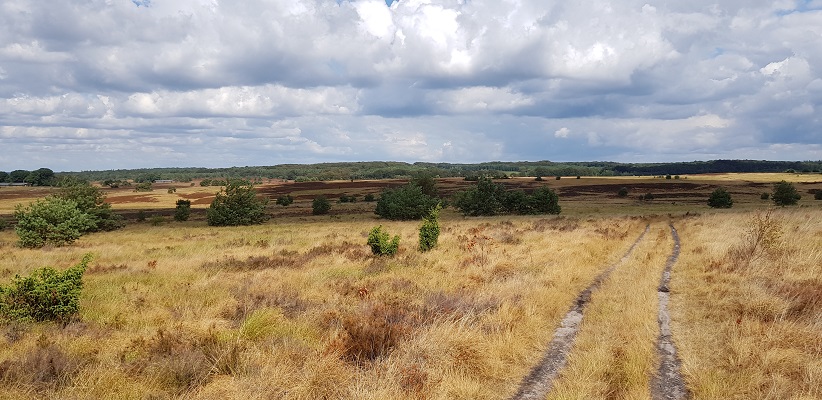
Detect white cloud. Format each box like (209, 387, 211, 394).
(554, 127, 570, 138)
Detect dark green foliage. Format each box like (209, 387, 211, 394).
(368, 226, 399, 256)
(207, 180, 269, 226)
(338, 194, 357, 203)
(453, 177, 506, 216)
(0, 171, 8, 183)
(174, 200, 192, 222)
(534, 176, 543, 181)
(24, 168, 56, 186)
(707, 188, 734, 208)
(576, 176, 581, 179)
(665, 174, 672, 179)
(0, 218, 7, 231)
(167, 187, 176, 194)
(410, 174, 438, 197)
(14, 198, 95, 248)
(134, 182, 153, 192)
(772, 180, 801, 206)
(56, 181, 124, 232)
(9, 170, 30, 183)
(200, 179, 212, 187)
(674, 175, 681, 179)
(374, 184, 439, 220)
(418, 205, 441, 252)
(555, 176, 561, 180)
(814, 191, 822, 200)
(364, 193, 376, 202)
(529, 186, 562, 214)
(137, 210, 147, 222)
(761, 192, 770, 200)
(640, 192, 655, 201)
(276, 194, 294, 206)
(617, 187, 629, 197)
(0, 254, 91, 323)
(312, 196, 331, 215)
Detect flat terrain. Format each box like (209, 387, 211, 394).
(0, 173, 820, 399)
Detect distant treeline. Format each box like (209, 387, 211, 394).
(8, 160, 820, 184)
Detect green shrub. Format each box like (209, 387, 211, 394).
(56, 181, 124, 232)
(150, 215, 165, 226)
(453, 177, 506, 216)
(761, 192, 770, 200)
(0, 254, 92, 323)
(665, 174, 672, 180)
(617, 187, 629, 197)
(0, 218, 7, 231)
(167, 187, 176, 194)
(555, 176, 561, 180)
(136, 210, 147, 222)
(643, 192, 655, 201)
(200, 179, 212, 187)
(530, 186, 561, 214)
(418, 205, 441, 252)
(367, 226, 399, 256)
(207, 180, 269, 226)
(174, 199, 191, 222)
(312, 196, 331, 215)
(14, 197, 95, 248)
(815, 191, 822, 200)
(707, 188, 733, 208)
(375, 184, 438, 220)
(364, 193, 376, 202)
(772, 180, 800, 206)
(275, 194, 294, 206)
(134, 182, 153, 192)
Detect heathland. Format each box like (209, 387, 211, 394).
(0, 173, 819, 399)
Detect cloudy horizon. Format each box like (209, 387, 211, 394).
(1, 0, 821, 172)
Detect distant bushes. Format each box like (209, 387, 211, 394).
(453, 177, 560, 216)
(312, 196, 331, 215)
(375, 184, 439, 220)
(772, 180, 800, 206)
(0, 254, 91, 323)
(707, 188, 733, 208)
(275, 194, 294, 206)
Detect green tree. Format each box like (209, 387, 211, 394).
(772, 180, 801, 206)
(0, 171, 8, 183)
(418, 204, 441, 252)
(530, 186, 562, 214)
(312, 196, 331, 215)
(707, 187, 733, 208)
(24, 168, 56, 186)
(0, 254, 92, 323)
(375, 184, 439, 220)
(453, 177, 506, 216)
(367, 226, 400, 256)
(276, 194, 294, 206)
(14, 197, 95, 248)
(174, 199, 192, 222)
(207, 180, 269, 226)
(8, 170, 29, 183)
(56, 181, 124, 232)
(410, 173, 438, 197)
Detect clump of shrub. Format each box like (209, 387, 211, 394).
(772, 180, 801, 206)
(136, 210, 147, 222)
(707, 187, 733, 208)
(375, 184, 439, 220)
(14, 197, 95, 248)
(418, 205, 441, 252)
(364, 193, 376, 202)
(617, 187, 629, 197)
(555, 176, 561, 180)
(56, 180, 124, 232)
(367, 226, 400, 256)
(174, 199, 191, 222)
(0, 254, 92, 323)
(275, 194, 293, 206)
(207, 180, 269, 226)
(639, 192, 655, 201)
(134, 182, 153, 192)
(453, 177, 560, 216)
(814, 190, 822, 200)
(331, 301, 419, 363)
(312, 196, 331, 215)
(0, 218, 7, 231)
(167, 187, 177, 194)
(761, 192, 770, 200)
(338, 194, 357, 203)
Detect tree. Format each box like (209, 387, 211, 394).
(707, 187, 733, 208)
(453, 177, 506, 216)
(8, 170, 29, 183)
(0, 171, 8, 183)
(174, 199, 192, 221)
(375, 184, 439, 220)
(530, 186, 561, 214)
(312, 196, 331, 215)
(772, 180, 801, 206)
(410, 173, 438, 197)
(207, 180, 269, 226)
(14, 197, 95, 248)
(24, 168, 56, 186)
(276, 194, 294, 206)
(418, 204, 441, 252)
(56, 180, 124, 232)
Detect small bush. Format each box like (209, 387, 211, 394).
(367, 226, 400, 256)
(174, 199, 191, 222)
(815, 191, 822, 200)
(14, 197, 95, 248)
(418, 205, 441, 252)
(642, 192, 654, 201)
(555, 176, 561, 180)
(150, 216, 166, 226)
(0, 218, 7, 231)
(617, 187, 629, 197)
(364, 193, 376, 202)
(167, 187, 176, 194)
(665, 174, 672, 179)
(0, 254, 91, 323)
(136, 210, 147, 222)
(312, 196, 331, 215)
(772, 180, 801, 206)
(207, 180, 269, 226)
(134, 182, 153, 192)
(707, 187, 733, 208)
(275, 194, 293, 206)
(761, 192, 770, 200)
(576, 176, 581, 179)
(534, 176, 543, 181)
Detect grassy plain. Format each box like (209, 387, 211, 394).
(0, 173, 820, 399)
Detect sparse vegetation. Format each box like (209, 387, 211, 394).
(174, 199, 191, 222)
(275, 194, 294, 206)
(207, 180, 269, 226)
(312, 195, 331, 215)
(772, 180, 801, 206)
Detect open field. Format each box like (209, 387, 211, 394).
(0, 173, 820, 399)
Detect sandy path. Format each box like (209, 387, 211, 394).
(510, 224, 650, 400)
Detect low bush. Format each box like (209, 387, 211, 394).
(617, 187, 629, 197)
(760, 192, 770, 200)
(207, 180, 269, 226)
(312, 196, 331, 215)
(367, 226, 400, 256)
(174, 199, 191, 222)
(0, 218, 7, 231)
(364, 193, 376, 202)
(275, 194, 293, 206)
(707, 187, 733, 208)
(772, 180, 801, 206)
(14, 197, 96, 248)
(0, 254, 92, 323)
(134, 182, 153, 192)
(418, 205, 441, 252)
(815, 191, 822, 200)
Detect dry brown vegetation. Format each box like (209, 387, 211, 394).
(0, 173, 820, 399)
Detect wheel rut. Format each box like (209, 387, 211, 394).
(510, 224, 650, 400)
(651, 225, 689, 400)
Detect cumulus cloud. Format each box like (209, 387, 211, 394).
(0, 0, 820, 170)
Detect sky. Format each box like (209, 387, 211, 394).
(1, 0, 821, 171)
